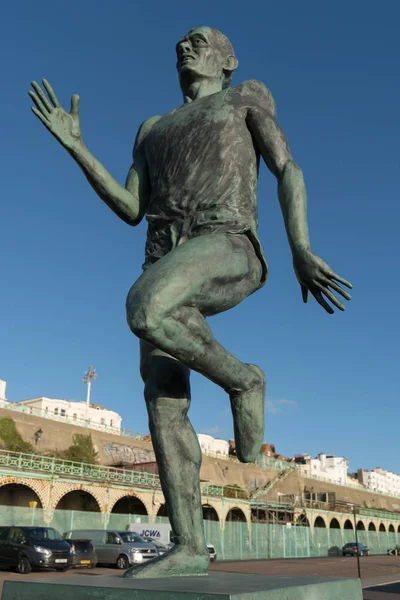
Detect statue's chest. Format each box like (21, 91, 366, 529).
(146, 97, 236, 162)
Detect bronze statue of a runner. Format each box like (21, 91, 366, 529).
(29, 26, 352, 578)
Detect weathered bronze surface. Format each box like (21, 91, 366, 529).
(29, 26, 352, 578)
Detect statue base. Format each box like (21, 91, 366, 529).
(2, 572, 362, 599)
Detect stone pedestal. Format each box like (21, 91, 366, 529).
(2, 572, 363, 599)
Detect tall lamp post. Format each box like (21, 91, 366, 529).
(336, 501, 362, 579)
(83, 366, 96, 422)
(347, 503, 361, 580)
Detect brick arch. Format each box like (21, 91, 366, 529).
(107, 490, 152, 516)
(0, 476, 49, 509)
(329, 517, 341, 529)
(202, 500, 222, 522)
(225, 506, 248, 523)
(50, 482, 105, 511)
(313, 515, 328, 528)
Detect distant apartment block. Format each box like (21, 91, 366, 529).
(197, 433, 229, 456)
(295, 452, 348, 485)
(358, 467, 400, 497)
(12, 396, 122, 433)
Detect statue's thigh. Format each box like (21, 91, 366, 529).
(128, 233, 262, 318)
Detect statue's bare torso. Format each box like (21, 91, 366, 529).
(142, 80, 268, 281)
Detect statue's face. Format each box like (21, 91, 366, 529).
(176, 27, 228, 83)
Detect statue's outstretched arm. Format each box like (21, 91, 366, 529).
(246, 80, 352, 314)
(29, 79, 156, 226)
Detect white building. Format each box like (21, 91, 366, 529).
(358, 468, 400, 497)
(197, 434, 229, 456)
(298, 453, 348, 485)
(0, 380, 6, 402)
(14, 396, 122, 434)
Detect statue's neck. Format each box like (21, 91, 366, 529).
(182, 78, 223, 104)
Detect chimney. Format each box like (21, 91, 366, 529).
(228, 439, 236, 456)
(0, 380, 6, 401)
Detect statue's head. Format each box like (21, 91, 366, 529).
(176, 27, 238, 90)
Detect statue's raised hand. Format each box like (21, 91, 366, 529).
(293, 248, 353, 314)
(29, 79, 82, 151)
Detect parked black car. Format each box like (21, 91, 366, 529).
(342, 542, 369, 556)
(0, 526, 73, 574)
(64, 539, 97, 568)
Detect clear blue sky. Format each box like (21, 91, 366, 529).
(1, 0, 399, 474)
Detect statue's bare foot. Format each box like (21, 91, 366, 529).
(230, 364, 266, 463)
(123, 545, 210, 579)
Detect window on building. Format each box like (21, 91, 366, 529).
(101, 418, 105, 426)
(54, 408, 59, 415)
(110, 420, 113, 427)
(73, 414, 77, 420)
(60, 409, 66, 417)
(45, 407, 48, 413)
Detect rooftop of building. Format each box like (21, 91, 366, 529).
(12, 397, 121, 416)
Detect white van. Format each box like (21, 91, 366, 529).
(63, 529, 158, 569)
(127, 523, 217, 561)
(127, 523, 173, 547)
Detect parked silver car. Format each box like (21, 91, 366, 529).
(142, 536, 169, 555)
(63, 529, 157, 569)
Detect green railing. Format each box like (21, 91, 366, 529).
(2, 445, 400, 510)
(0, 449, 159, 488)
(255, 455, 298, 472)
(359, 507, 400, 521)
(202, 484, 224, 497)
(0, 449, 247, 498)
(202, 484, 248, 499)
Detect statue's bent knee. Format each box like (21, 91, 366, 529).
(127, 303, 161, 342)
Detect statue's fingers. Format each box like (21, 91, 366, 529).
(31, 81, 52, 112)
(311, 289, 334, 314)
(319, 277, 352, 301)
(31, 107, 51, 129)
(326, 270, 353, 289)
(42, 79, 60, 107)
(70, 94, 80, 116)
(29, 91, 50, 117)
(315, 282, 345, 311)
(300, 284, 308, 303)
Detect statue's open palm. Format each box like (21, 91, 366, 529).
(293, 248, 353, 314)
(29, 79, 81, 150)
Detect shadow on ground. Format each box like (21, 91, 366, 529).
(365, 582, 400, 594)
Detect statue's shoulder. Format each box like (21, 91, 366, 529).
(135, 116, 162, 144)
(231, 80, 276, 116)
